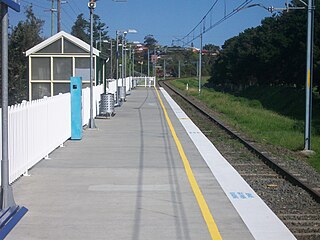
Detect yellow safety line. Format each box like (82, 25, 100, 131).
(155, 87, 222, 240)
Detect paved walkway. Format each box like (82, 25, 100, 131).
(7, 88, 253, 240)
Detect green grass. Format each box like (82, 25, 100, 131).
(170, 78, 320, 172)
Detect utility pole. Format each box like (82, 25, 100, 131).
(178, 60, 181, 78)
(57, 0, 61, 32)
(51, 0, 55, 36)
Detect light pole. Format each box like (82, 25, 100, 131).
(132, 49, 135, 77)
(110, 39, 113, 79)
(1, 1, 28, 234)
(122, 32, 125, 95)
(1, 1, 15, 211)
(148, 48, 150, 77)
(115, 31, 120, 106)
(117, 29, 137, 100)
(88, 0, 96, 128)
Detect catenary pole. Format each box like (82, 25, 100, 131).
(199, 32, 203, 95)
(304, 0, 315, 150)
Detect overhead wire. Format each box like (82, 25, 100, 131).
(177, 0, 254, 47)
(69, 0, 82, 13)
(20, 0, 48, 10)
(66, 1, 80, 18)
(54, 11, 72, 32)
(61, 7, 75, 28)
(179, 0, 219, 43)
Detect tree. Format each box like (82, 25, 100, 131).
(208, 0, 319, 91)
(71, 13, 108, 46)
(203, 44, 220, 52)
(71, 13, 89, 43)
(93, 14, 108, 45)
(144, 35, 158, 49)
(8, 6, 44, 104)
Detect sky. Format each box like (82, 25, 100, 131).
(7, 0, 290, 48)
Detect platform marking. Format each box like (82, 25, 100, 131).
(155, 87, 222, 240)
(160, 87, 297, 240)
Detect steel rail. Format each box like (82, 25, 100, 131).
(158, 80, 320, 204)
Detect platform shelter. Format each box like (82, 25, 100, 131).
(26, 31, 106, 100)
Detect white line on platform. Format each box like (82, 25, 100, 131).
(160, 87, 296, 240)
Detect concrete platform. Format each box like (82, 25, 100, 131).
(6, 88, 292, 239)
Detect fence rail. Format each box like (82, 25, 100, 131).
(106, 77, 156, 94)
(1, 84, 104, 184)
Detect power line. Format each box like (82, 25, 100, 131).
(176, 0, 254, 47)
(69, 0, 82, 13)
(20, 0, 48, 10)
(180, 0, 219, 43)
(54, 12, 72, 32)
(67, 1, 79, 17)
(62, 6, 75, 23)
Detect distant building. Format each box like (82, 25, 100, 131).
(26, 31, 106, 100)
(191, 47, 219, 56)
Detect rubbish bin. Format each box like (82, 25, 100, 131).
(118, 86, 126, 102)
(99, 93, 115, 117)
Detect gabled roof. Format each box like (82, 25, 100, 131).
(26, 31, 100, 56)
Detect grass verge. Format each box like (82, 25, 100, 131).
(169, 77, 320, 172)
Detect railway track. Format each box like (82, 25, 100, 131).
(159, 80, 320, 240)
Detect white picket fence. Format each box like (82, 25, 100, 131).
(0, 84, 104, 184)
(106, 77, 156, 94)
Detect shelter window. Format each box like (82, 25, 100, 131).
(53, 83, 70, 95)
(36, 39, 62, 54)
(31, 57, 51, 80)
(32, 83, 51, 99)
(53, 57, 72, 80)
(75, 57, 91, 81)
(64, 39, 87, 53)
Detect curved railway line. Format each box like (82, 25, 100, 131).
(159, 80, 320, 240)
